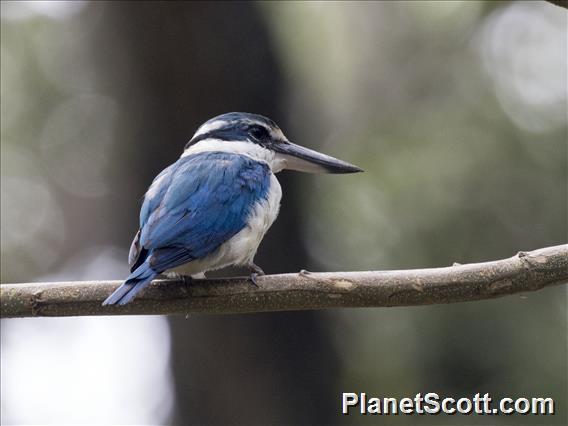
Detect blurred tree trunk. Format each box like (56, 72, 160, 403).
(90, 2, 339, 424)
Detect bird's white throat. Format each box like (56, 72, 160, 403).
(182, 139, 287, 172)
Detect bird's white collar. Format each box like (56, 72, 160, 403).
(182, 139, 287, 173)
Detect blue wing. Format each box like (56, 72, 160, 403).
(103, 152, 271, 305)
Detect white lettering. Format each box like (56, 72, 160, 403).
(367, 398, 381, 414)
(424, 392, 440, 414)
(399, 398, 413, 414)
(501, 397, 514, 414)
(456, 397, 472, 414)
(342, 393, 358, 414)
(442, 397, 456, 414)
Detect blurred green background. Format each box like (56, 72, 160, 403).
(1, 1, 566, 425)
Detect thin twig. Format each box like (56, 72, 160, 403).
(1, 245, 566, 318)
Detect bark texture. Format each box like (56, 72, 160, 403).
(2, 245, 566, 318)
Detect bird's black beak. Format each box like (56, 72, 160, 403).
(272, 141, 363, 174)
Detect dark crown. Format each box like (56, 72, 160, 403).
(185, 112, 281, 149)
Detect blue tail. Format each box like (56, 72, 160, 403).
(102, 262, 158, 306)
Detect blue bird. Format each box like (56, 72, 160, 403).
(103, 112, 362, 305)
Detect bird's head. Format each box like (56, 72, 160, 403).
(184, 112, 362, 174)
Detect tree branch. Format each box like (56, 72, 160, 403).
(1, 245, 566, 318)
(545, 0, 568, 10)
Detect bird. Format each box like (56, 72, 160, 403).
(102, 112, 362, 305)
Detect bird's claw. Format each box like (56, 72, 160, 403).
(164, 271, 193, 285)
(248, 263, 265, 276)
(249, 272, 260, 288)
(247, 263, 264, 288)
(160, 272, 195, 291)
(165, 271, 183, 280)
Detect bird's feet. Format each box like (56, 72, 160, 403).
(164, 272, 193, 285)
(247, 263, 265, 288)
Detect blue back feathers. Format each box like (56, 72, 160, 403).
(103, 151, 271, 306)
(136, 151, 270, 271)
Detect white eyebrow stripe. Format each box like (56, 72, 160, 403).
(192, 120, 228, 138)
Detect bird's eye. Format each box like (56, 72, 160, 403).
(250, 126, 268, 141)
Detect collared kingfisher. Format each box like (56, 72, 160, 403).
(103, 112, 362, 305)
